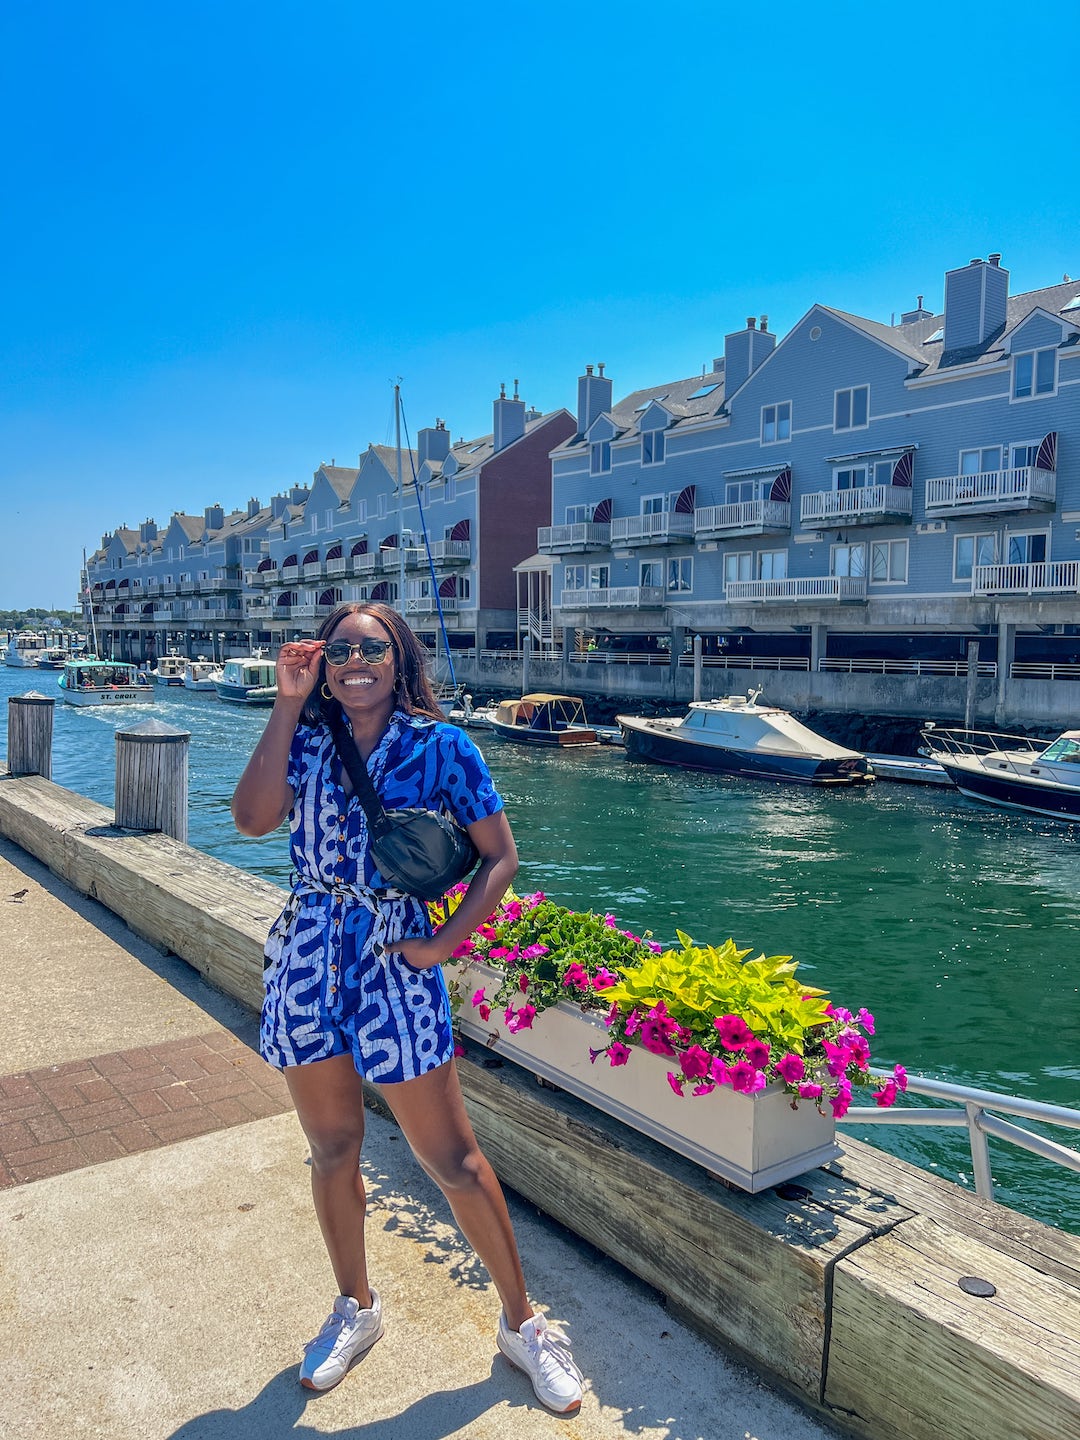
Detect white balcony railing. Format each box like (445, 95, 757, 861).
(280, 565, 300, 582)
(694, 500, 791, 537)
(610, 513, 695, 545)
(557, 585, 666, 608)
(725, 576, 868, 602)
(302, 562, 323, 580)
(800, 485, 913, 525)
(428, 539, 472, 565)
(537, 522, 612, 552)
(405, 595, 460, 614)
(925, 466, 1056, 514)
(972, 561, 1080, 596)
(325, 558, 347, 576)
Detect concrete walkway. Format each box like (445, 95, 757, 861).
(0, 834, 842, 1440)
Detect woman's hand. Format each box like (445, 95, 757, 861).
(384, 935, 448, 970)
(276, 640, 324, 703)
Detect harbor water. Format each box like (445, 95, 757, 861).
(2, 665, 1077, 1234)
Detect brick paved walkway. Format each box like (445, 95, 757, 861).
(0, 1030, 291, 1187)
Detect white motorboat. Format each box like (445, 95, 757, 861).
(617, 691, 874, 785)
(4, 632, 50, 667)
(214, 654, 277, 705)
(57, 659, 154, 707)
(36, 647, 71, 670)
(920, 726, 1080, 822)
(149, 651, 187, 686)
(182, 657, 221, 691)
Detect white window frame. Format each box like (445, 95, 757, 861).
(1011, 346, 1057, 402)
(565, 503, 593, 524)
(356, 499, 367, 522)
(590, 440, 612, 475)
(445, 477, 456, 503)
(830, 542, 866, 578)
(757, 549, 787, 581)
(953, 531, 998, 582)
(457, 575, 471, 601)
(639, 560, 663, 587)
(870, 539, 908, 585)
(874, 458, 897, 485)
(642, 429, 665, 466)
(959, 445, 1002, 475)
(588, 563, 610, 589)
(667, 556, 692, 592)
(725, 477, 766, 505)
(377, 493, 387, 518)
(641, 493, 667, 516)
(834, 465, 868, 491)
(1006, 529, 1050, 566)
(565, 564, 586, 591)
(761, 401, 791, 445)
(723, 550, 752, 585)
(1010, 440, 1041, 469)
(834, 385, 870, 432)
(325, 509, 335, 530)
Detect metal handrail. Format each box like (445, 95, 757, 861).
(838, 1070, 1080, 1202)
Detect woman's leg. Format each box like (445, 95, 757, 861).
(285, 1054, 372, 1305)
(377, 1059, 532, 1330)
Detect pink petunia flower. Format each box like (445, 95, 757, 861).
(666, 1071, 685, 1096)
(478, 1004, 491, 1021)
(710, 1056, 731, 1086)
(518, 973, 530, 994)
(798, 1081, 823, 1100)
(453, 1040, 465, 1057)
(829, 1077, 853, 1119)
(692, 1081, 716, 1097)
(639, 1020, 677, 1057)
(504, 1004, 536, 1033)
(562, 963, 589, 989)
(715, 1014, 754, 1051)
(893, 1064, 908, 1092)
(872, 1079, 898, 1107)
(592, 967, 619, 990)
(453, 937, 476, 958)
(679, 1045, 712, 1080)
(775, 1052, 806, 1084)
(822, 1038, 852, 1078)
(521, 944, 549, 960)
(607, 1041, 631, 1067)
(624, 1009, 643, 1038)
(470, 988, 487, 1008)
(727, 1061, 766, 1095)
(856, 1008, 876, 1035)
(603, 1001, 620, 1028)
(745, 1038, 771, 1069)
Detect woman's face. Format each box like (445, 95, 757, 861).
(321, 611, 399, 723)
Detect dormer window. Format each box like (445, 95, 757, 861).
(642, 430, 665, 466)
(761, 402, 791, 444)
(835, 386, 869, 431)
(1012, 347, 1056, 400)
(590, 440, 611, 476)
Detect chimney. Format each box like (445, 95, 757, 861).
(139, 518, 158, 543)
(943, 254, 1009, 351)
(723, 316, 776, 397)
(271, 493, 289, 519)
(576, 363, 613, 437)
(203, 504, 224, 532)
(418, 417, 451, 465)
(493, 379, 526, 452)
(900, 293, 936, 324)
(247, 497, 261, 519)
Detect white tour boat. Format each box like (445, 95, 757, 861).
(57, 660, 155, 707)
(182, 657, 221, 691)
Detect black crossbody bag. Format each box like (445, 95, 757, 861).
(327, 712, 480, 902)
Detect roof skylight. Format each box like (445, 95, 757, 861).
(688, 382, 720, 399)
(923, 328, 944, 343)
(1063, 295, 1080, 312)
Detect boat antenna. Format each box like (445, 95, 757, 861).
(398, 397, 459, 691)
(82, 548, 100, 657)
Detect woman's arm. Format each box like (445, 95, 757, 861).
(230, 641, 323, 836)
(387, 810, 518, 969)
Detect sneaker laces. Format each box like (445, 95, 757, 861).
(525, 1318, 581, 1382)
(303, 1309, 346, 1356)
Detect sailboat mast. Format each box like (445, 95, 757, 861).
(82, 548, 100, 657)
(394, 383, 405, 615)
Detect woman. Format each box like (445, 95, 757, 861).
(231, 602, 583, 1413)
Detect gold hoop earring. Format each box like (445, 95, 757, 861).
(320, 682, 333, 700)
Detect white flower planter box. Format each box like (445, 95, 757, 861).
(447, 960, 840, 1194)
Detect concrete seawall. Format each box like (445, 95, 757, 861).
(1, 763, 1077, 1440)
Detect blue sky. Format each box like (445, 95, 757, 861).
(2, 0, 1076, 609)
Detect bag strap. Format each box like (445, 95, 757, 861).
(326, 710, 392, 837)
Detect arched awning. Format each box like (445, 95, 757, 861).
(673, 485, 696, 515)
(283, 553, 298, 567)
(302, 549, 319, 564)
(105, 579, 116, 590)
(370, 581, 389, 601)
(380, 534, 398, 549)
(768, 467, 792, 502)
(438, 576, 457, 597)
(257, 557, 276, 572)
(450, 518, 471, 541)
(141, 603, 154, 616)
(1036, 431, 1058, 472)
(592, 497, 612, 522)
(276, 592, 294, 608)
(118, 578, 130, 589)
(892, 451, 914, 488)
(325, 544, 342, 560)
(350, 539, 368, 556)
(318, 589, 339, 606)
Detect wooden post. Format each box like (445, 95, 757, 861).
(7, 692, 56, 778)
(115, 718, 190, 843)
(965, 640, 980, 729)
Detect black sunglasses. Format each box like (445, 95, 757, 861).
(323, 638, 394, 667)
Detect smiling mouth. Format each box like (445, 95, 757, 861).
(341, 676, 377, 686)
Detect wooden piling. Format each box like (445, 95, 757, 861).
(7, 692, 56, 779)
(114, 718, 190, 843)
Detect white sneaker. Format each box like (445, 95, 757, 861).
(299, 1291, 384, 1391)
(497, 1310, 584, 1413)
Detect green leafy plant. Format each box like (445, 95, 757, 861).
(429, 887, 906, 1116)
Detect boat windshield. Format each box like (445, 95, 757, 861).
(1038, 735, 1080, 764)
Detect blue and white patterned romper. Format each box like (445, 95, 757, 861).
(260, 710, 503, 1083)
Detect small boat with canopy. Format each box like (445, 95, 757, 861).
(489, 694, 600, 747)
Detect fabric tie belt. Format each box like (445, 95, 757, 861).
(287, 873, 415, 964)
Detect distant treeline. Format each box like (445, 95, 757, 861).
(1, 609, 84, 631)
